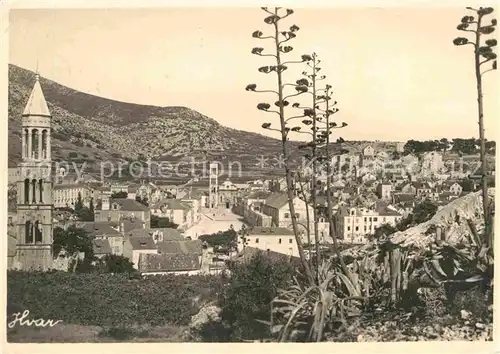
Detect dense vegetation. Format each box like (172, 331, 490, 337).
(404, 138, 496, 155)
(7, 271, 223, 327)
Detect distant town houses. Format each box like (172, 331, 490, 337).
(7, 80, 493, 271)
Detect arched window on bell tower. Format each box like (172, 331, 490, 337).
(25, 221, 33, 243)
(24, 179, 30, 204)
(41, 130, 48, 159)
(32, 179, 37, 203)
(39, 179, 44, 203)
(24, 129, 29, 158)
(34, 221, 42, 243)
(32, 129, 39, 160)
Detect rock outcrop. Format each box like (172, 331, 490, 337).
(389, 188, 495, 249)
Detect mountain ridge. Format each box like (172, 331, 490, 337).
(8, 64, 306, 172)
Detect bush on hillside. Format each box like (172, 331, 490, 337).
(214, 252, 296, 341)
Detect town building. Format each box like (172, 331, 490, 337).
(335, 205, 402, 244)
(239, 227, 299, 257)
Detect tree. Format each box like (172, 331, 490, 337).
(111, 191, 128, 199)
(460, 178, 476, 192)
(398, 200, 438, 230)
(246, 7, 314, 284)
(74, 192, 83, 212)
(453, 6, 496, 246)
(135, 195, 149, 207)
(239, 224, 249, 251)
(372, 223, 397, 241)
(150, 214, 178, 229)
(95, 254, 136, 274)
(52, 225, 94, 272)
(219, 252, 295, 341)
(89, 198, 94, 216)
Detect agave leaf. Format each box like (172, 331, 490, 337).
(255, 319, 272, 326)
(273, 299, 300, 307)
(431, 259, 448, 277)
(279, 301, 309, 342)
(465, 274, 483, 283)
(423, 261, 442, 285)
(337, 273, 361, 297)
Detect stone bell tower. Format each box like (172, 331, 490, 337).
(15, 73, 54, 271)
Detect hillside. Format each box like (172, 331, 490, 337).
(9, 64, 394, 179)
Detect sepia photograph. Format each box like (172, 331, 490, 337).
(2, 0, 498, 349)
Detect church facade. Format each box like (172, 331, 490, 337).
(13, 74, 54, 271)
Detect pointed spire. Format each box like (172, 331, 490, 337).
(22, 73, 51, 117)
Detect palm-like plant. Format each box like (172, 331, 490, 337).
(453, 7, 497, 247)
(246, 7, 315, 284)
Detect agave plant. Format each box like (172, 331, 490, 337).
(422, 218, 494, 294)
(263, 258, 370, 342)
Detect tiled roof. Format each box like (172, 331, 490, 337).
(247, 190, 272, 199)
(231, 247, 301, 265)
(127, 228, 150, 238)
(77, 221, 122, 237)
(111, 198, 150, 212)
(130, 236, 157, 250)
(121, 217, 146, 233)
(93, 239, 112, 255)
(138, 253, 200, 272)
(249, 226, 294, 235)
(377, 207, 401, 217)
(151, 228, 184, 241)
(264, 192, 290, 209)
(393, 193, 415, 203)
(157, 198, 192, 211)
(157, 240, 202, 255)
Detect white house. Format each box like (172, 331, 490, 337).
(336, 206, 402, 244)
(240, 227, 299, 257)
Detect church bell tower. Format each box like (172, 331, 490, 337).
(15, 73, 54, 271)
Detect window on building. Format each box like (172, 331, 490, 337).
(284, 213, 290, 218)
(364, 217, 367, 222)
(289, 239, 293, 244)
(369, 217, 372, 222)
(351, 210, 355, 215)
(383, 217, 386, 222)
(355, 226, 359, 231)
(347, 226, 351, 231)
(278, 238, 282, 244)
(255, 238, 259, 243)
(373, 217, 378, 222)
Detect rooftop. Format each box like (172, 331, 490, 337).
(138, 253, 200, 273)
(249, 226, 294, 235)
(111, 198, 150, 212)
(22, 75, 51, 117)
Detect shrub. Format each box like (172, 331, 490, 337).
(216, 252, 296, 341)
(68, 152, 78, 158)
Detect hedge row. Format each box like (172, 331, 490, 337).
(7, 271, 224, 326)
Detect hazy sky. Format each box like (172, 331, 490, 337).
(9, 7, 499, 141)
